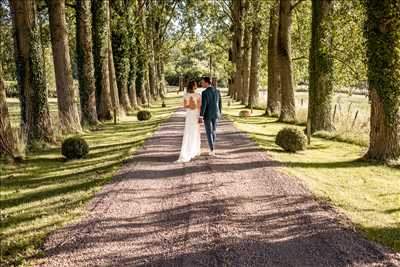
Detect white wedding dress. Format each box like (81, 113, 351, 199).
(177, 92, 201, 163)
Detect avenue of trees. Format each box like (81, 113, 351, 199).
(0, 0, 182, 154)
(0, 0, 399, 163)
(226, 0, 399, 162)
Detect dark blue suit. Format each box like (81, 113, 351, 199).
(200, 86, 222, 151)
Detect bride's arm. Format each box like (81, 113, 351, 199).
(197, 96, 201, 112)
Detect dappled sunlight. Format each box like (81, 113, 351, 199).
(0, 94, 181, 265)
(225, 99, 400, 252)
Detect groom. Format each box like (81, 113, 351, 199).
(199, 76, 222, 156)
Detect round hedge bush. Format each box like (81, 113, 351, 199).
(275, 127, 307, 152)
(239, 110, 251, 118)
(137, 110, 152, 121)
(61, 137, 89, 159)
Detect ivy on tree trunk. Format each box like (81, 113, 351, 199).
(266, 0, 281, 116)
(110, 0, 132, 112)
(308, 0, 334, 133)
(92, 0, 113, 121)
(76, 0, 99, 127)
(248, 0, 261, 109)
(364, 0, 400, 161)
(10, 0, 54, 144)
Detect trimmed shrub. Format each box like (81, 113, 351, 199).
(239, 110, 251, 118)
(61, 137, 89, 159)
(276, 127, 307, 152)
(137, 110, 152, 121)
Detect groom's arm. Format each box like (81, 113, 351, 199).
(200, 91, 207, 117)
(218, 90, 222, 114)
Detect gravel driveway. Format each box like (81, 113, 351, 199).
(40, 110, 400, 266)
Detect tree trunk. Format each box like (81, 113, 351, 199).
(136, 0, 148, 106)
(144, 9, 158, 101)
(278, 0, 296, 123)
(241, 21, 251, 106)
(108, 36, 123, 117)
(48, 0, 82, 134)
(248, 2, 261, 109)
(158, 59, 166, 99)
(110, 0, 131, 112)
(76, 0, 98, 127)
(128, 66, 139, 110)
(232, 0, 244, 101)
(308, 0, 334, 133)
(266, 0, 281, 116)
(10, 0, 54, 144)
(0, 66, 16, 157)
(364, 0, 400, 161)
(92, 0, 113, 121)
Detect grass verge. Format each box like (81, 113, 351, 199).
(0, 94, 180, 266)
(225, 99, 400, 252)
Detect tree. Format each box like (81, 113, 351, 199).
(232, 0, 245, 101)
(76, 0, 98, 126)
(266, 0, 280, 116)
(248, 0, 261, 109)
(92, 0, 113, 120)
(108, 35, 122, 117)
(241, 10, 251, 106)
(145, 2, 158, 101)
(308, 0, 334, 133)
(48, 0, 82, 133)
(10, 0, 54, 144)
(135, 0, 148, 106)
(364, 0, 400, 161)
(0, 66, 15, 157)
(110, 0, 131, 112)
(278, 0, 296, 123)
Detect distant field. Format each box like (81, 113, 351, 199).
(257, 90, 370, 146)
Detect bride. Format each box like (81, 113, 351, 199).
(177, 81, 201, 163)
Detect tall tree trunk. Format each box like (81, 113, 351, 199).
(128, 60, 139, 110)
(127, 1, 139, 109)
(108, 36, 123, 117)
(158, 59, 166, 99)
(241, 22, 251, 106)
(136, 0, 148, 106)
(76, 0, 98, 126)
(148, 61, 157, 100)
(278, 0, 296, 123)
(232, 0, 244, 101)
(48, 0, 82, 134)
(0, 66, 16, 157)
(266, 0, 281, 116)
(110, 0, 131, 112)
(10, 0, 54, 144)
(228, 44, 235, 97)
(308, 0, 334, 133)
(107, 2, 122, 117)
(364, 0, 400, 161)
(92, 0, 113, 120)
(248, 1, 261, 109)
(144, 8, 158, 101)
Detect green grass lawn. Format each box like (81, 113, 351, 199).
(0, 94, 180, 266)
(225, 98, 400, 252)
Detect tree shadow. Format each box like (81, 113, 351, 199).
(43, 193, 396, 266)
